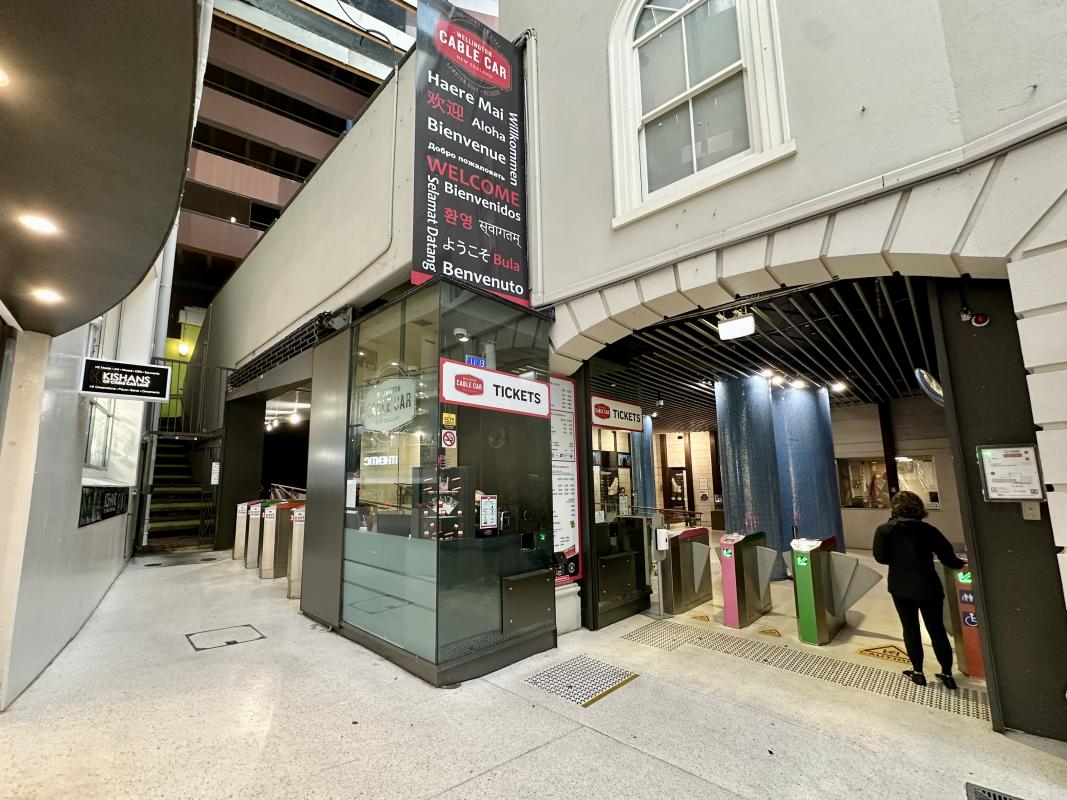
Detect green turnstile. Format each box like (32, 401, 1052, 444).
(791, 537, 882, 645)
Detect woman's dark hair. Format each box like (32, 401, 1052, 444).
(890, 490, 928, 520)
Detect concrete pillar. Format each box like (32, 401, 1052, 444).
(0, 333, 50, 709)
(772, 385, 845, 552)
(715, 376, 785, 577)
(630, 414, 656, 515)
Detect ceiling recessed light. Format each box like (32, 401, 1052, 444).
(289, 412, 302, 424)
(770, 375, 785, 386)
(790, 379, 808, 389)
(831, 381, 847, 393)
(760, 369, 774, 378)
(31, 287, 62, 304)
(0, 68, 10, 87)
(18, 214, 59, 235)
(177, 341, 192, 357)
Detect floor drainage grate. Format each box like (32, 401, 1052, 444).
(143, 557, 219, 567)
(186, 625, 265, 652)
(624, 620, 991, 721)
(526, 655, 638, 707)
(966, 784, 1025, 800)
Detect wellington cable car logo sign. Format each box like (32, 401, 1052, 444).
(433, 20, 511, 90)
(440, 358, 549, 418)
(593, 403, 610, 421)
(589, 395, 643, 431)
(362, 377, 416, 432)
(454, 373, 485, 396)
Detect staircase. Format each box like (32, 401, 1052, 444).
(143, 439, 215, 552)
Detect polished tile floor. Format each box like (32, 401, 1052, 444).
(1, 554, 1064, 800)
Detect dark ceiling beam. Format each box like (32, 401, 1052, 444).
(809, 291, 894, 399)
(853, 282, 910, 387)
(829, 286, 901, 395)
(765, 300, 856, 393)
(877, 278, 918, 378)
(787, 294, 879, 404)
(904, 276, 934, 372)
(749, 307, 840, 389)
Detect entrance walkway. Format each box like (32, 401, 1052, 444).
(1, 556, 1064, 799)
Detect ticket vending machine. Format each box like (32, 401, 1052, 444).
(939, 556, 985, 678)
(718, 531, 779, 629)
(234, 500, 263, 561)
(791, 537, 882, 645)
(245, 500, 280, 570)
(260, 501, 304, 579)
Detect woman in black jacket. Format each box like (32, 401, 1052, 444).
(873, 490, 967, 689)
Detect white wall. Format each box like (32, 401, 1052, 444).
(0, 329, 128, 708)
(207, 58, 416, 371)
(499, 0, 1067, 306)
(832, 397, 964, 550)
(0, 269, 159, 709)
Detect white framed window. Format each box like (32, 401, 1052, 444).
(609, 0, 795, 226)
(84, 317, 113, 469)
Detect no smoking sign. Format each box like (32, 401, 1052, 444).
(442, 429, 458, 449)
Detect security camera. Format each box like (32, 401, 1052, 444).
(453, 327, 470, 343)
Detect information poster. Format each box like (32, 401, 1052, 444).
(551, 375, 582, 583)
(412, 0, 528, 305)
(977, 445, 1045, 501)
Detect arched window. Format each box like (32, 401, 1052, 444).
(609, 0, 793, 224)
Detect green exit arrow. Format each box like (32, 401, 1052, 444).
(722, 548, 733, 558)
(796, 555, 809, 567)
(958, 571, 972, 584)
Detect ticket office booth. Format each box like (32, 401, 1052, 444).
(316, 280, 557, 686)
(583, 395, 654, 629)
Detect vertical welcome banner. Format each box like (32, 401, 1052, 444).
(411, 0, 529, 306)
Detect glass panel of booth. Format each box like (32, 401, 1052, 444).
(343, 293, 440, 663)
(435, 284, 554, 664)
(341, 282, 555, 668)
(835, 455, 940, 511)
(592, 428, 635, 523)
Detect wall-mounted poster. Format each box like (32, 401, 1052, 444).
(550, 375, 582, 583)
(977, 445, 1045, 501)
(412, 0, 528, 306)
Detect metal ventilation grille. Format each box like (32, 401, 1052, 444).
(526, 655, 638, 707)
(966, 784, 1026, 800)
(624, 620, 990, 720)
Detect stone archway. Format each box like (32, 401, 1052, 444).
(546, 127, 1067, 603)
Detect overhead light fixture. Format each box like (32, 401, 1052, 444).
(177, 341, 192, 357)
(271, 419, 280, 429)
(790, 379, 808, 389)
(770, 375, 785, 386)
(0, 68, 10, 87)
(831, 381, 847, 393)
(650, 411, 658, 418)
(18, 214, 59, 235)
(289, 412, 302, 424)
(31, 287, 62, 304)
(895, 456, 913, 463)
(760, 369, 774, 378)
(717, 311, 755, 341)
(453, 327, 470, 343)
(358, 351, 366, 357)
(229, 216, 237, 223)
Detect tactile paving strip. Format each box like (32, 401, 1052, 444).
(623, 620, 990, 721)
(526, 655, 638, 707)
(966, 783, 1025, 800)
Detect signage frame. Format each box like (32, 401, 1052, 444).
(411, 0, 530, 307)
(976, 443, 1046, 502)
(589, 393, 643, 432)
(439, 358, 550, 418)
(79, 357, 171, 403)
